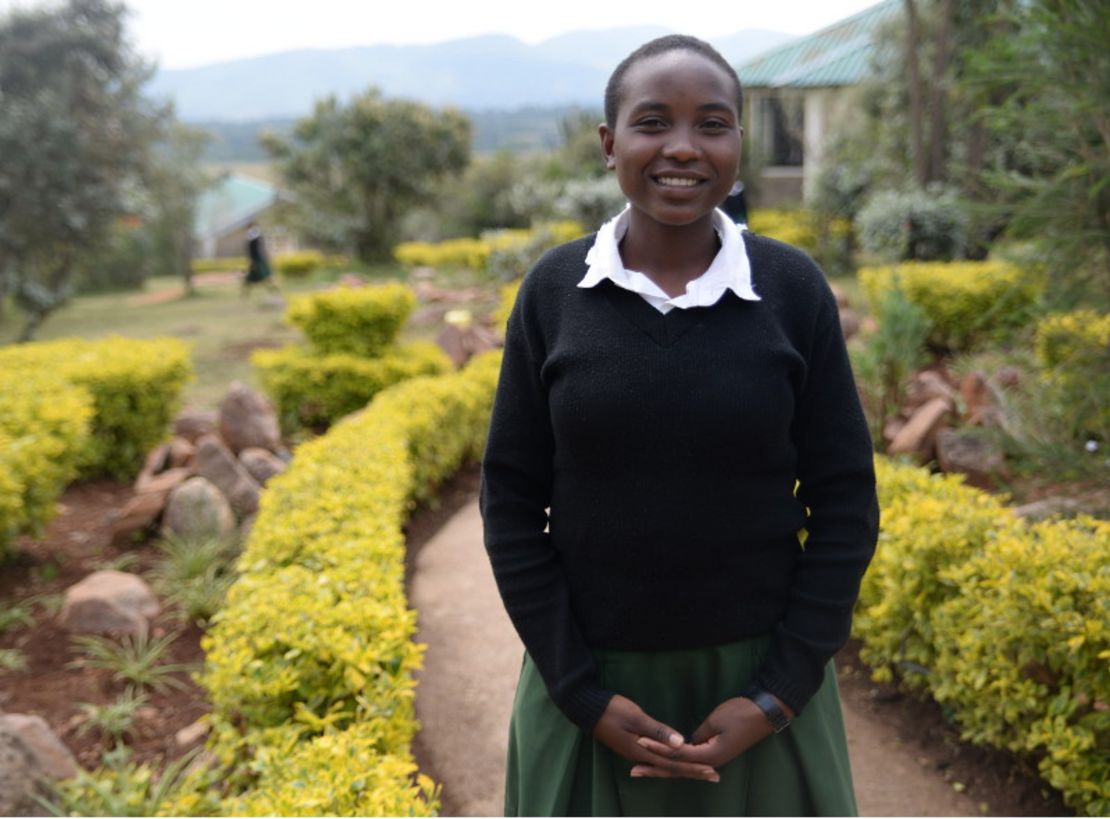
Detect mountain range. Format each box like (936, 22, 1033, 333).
(150, 26, 794, 122)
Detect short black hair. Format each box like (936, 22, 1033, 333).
(604, 35, 744, 129)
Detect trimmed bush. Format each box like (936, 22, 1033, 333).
(0, 373, 92, 556)
(273, 250, 324, 279)
(858, 457, 1110, 815)
(393, 222, 585, 274)
(252, 342, 451, 430)
(859, 260, 1042, 351)
(1033, 310, 1110, 441)
(394, 237, 490, 271)
(191, 257, 247, 274)
(199, 351, 501, 815)
(0, 337, 192, 479)
(286, 283, 416, 357)
(493, 280, 522, 331)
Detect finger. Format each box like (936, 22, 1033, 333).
(672, 734, 727, 766)
(691, 719, 720, 745)
(631, 765, 720, 783)
(638, 720, 684, 749)
(636, 736, 683, 757)
(632, 747, 719, 779)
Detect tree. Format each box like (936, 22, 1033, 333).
(962, 0, 1110, 307)
(263, 90, 470, 261)
(0, 0, 170, 340)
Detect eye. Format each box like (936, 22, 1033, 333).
(632, 116, 667, 131)
(700, 118, 732, 132)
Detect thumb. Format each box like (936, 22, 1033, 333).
(690, 718, 720, 746)
(638, 716, 684, 748)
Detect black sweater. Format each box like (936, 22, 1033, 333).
(480, 232, 879, 732)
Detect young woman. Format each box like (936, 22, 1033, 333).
(480, 35, 879, 816)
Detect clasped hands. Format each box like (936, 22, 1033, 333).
(592, 693, 793, 783)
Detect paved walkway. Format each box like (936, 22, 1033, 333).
(412, 501, 980, 817)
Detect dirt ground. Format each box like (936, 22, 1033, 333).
(0, 481, 210, 771)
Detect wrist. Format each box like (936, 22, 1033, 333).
(740, 686, 792, 733)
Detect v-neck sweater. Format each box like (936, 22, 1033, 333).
(480, 232, 879, 733)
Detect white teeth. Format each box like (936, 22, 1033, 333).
(657, 177, 699, 187)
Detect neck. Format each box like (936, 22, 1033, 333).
(619, 210, 719, 298)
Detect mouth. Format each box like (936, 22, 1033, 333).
(652, 175, 705, 189)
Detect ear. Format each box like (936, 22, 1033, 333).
(598, 123, 616, 170)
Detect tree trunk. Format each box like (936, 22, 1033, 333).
(927, 0, 953, 184)
(17, 306, 48, 342)
(904, 0, 928, 187)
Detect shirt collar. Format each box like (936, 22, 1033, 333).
(579, 205, 760, 305)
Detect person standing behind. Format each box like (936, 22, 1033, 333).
(242, 221, 278, 296)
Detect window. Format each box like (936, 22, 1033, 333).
(758, 95, 804, 167)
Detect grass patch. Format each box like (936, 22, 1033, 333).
(0, 265, 405, 409)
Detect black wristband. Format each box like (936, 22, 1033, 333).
(741, 686, 791, 733)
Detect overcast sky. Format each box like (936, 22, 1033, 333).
(0, 0, 882, 69)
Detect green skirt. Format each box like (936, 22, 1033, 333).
(505, 636, 857, 817)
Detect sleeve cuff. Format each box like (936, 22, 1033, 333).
(556, 684, 616, 733)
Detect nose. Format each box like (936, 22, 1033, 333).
(661, 125, 699, 161)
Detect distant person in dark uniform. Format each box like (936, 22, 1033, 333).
(721, 180, 748, 225)
(242, 221, 279, 296)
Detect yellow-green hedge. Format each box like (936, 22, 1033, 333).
(191, 257, 247, 274)
(0, 372, 92, 556)
(197, 351, 502, 816)
(492, 279, 522, 331)
(1034, 310, 1110, 439)
(0, 337, 192, 479)
(393, 222, 584, 272)
(252, 342, 451, 430)
(747, 209, 851, 255)
(273, 250, 324, 279)
(287, 283, 416, 357)
(857, 457, 1110, 815)
(859, 260, 1042, 351)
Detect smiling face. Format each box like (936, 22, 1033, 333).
(600, 49, 742, 231)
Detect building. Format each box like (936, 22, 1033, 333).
(193, 172, 298, 259)
(737, 0, 900, 206)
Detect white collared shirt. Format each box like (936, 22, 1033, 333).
(578, 206, 760, 313)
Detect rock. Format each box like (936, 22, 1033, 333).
(829, 283, 851, 309)
(1012, 497, 1084, 521)
(195, 435, 261, 518)
(239, 447, 286, 486)
(0, 715, 76, 780)
(134, 466, 193, 497)
(888, 397, 953, 462)
(0, 727, 39, 816)
(58, 571, 159, 636)
(994, 366, 1022, 390)
(218, 382, 282, 455)
(435, 323, 501, 369)
(109, 491, 169, 546)
(935, 429, 1005, 489)
(838, 308, 861, 341)
(174, 720, 208, 748)
(168, 438, 196, 469)
(904, 370, 956, 412)
(173, 409, 217, 444)
(162, 477, 235, 542)
(960, 371, 1003, 426)
(139, 443, 172, 478)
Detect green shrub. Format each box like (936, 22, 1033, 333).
(1033, 310, 1110, 442)
(286, 283, 416, 356)
(0, 372, 93, 556)
(252, 342, 451, 430)
(859, 260, 1042, 352)
(493, 279, 522, 331)
(0, 337, 193, 479)
(856, 187, 969, 261)
(273, 250, 324, 279)
(199, 352, 500, 815)
(858, 457, 1110, 815)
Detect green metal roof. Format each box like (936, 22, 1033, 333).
(738, 0, 901, 88)
(194, 173, 280, 240)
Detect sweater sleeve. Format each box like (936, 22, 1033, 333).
(755, 278, 879, 715)
(479, 272, 615, 732)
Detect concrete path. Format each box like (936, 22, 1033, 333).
(412, 500, 980, 817)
